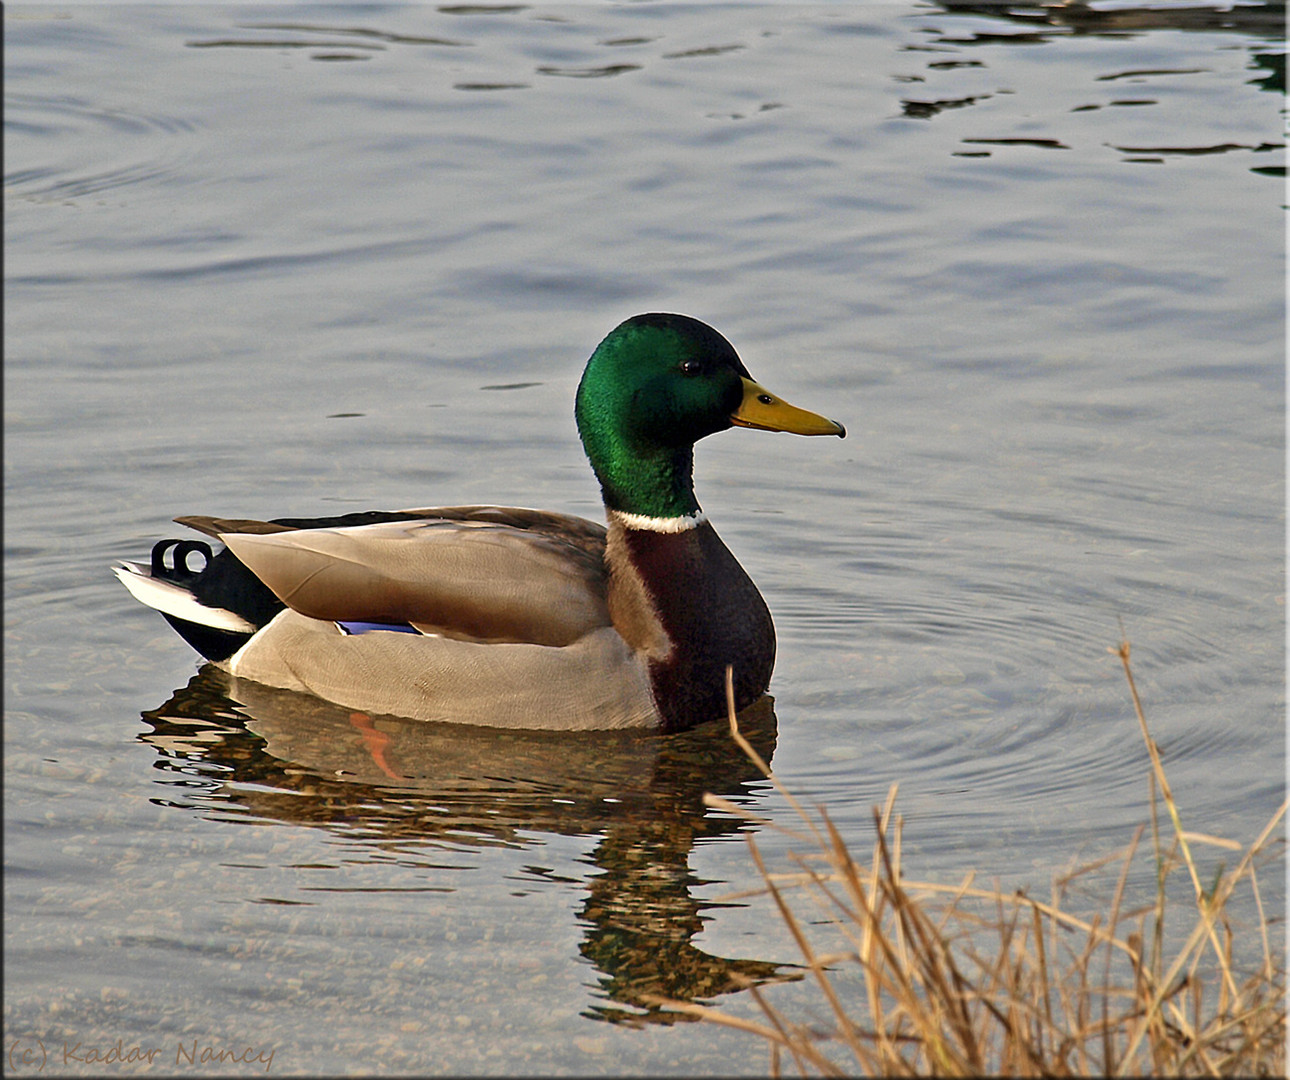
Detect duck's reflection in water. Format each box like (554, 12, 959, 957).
(138, 666, 798, 1024)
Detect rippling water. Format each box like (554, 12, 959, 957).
(5, 3, 1284, 1074)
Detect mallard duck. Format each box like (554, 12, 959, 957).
(115, 313, 845, 731)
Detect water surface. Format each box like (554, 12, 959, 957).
(5, 3, 1284, 1074)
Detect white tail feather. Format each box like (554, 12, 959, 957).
(113, 563, 256, 633)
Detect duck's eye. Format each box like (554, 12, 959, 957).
(679, 360, 702, 377)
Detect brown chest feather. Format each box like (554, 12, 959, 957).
(605, 520, 775, 730)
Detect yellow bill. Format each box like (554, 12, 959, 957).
(730, 377, 846, 437)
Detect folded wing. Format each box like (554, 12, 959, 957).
(221, 515, 610, 647)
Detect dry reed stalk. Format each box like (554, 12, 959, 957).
(654, 646, 1286, 1076)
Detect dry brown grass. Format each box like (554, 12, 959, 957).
(658, 642, 1286, 1076)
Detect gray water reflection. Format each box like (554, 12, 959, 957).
(139, 669, 793, 1025)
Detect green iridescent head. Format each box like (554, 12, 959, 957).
(575, 313, 845, 519)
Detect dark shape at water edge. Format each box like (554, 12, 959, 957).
(1248, 50, 1286, 94)
(930, 0, 1286, 42)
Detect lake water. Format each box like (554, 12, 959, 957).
(5, 2, 1285, 1074)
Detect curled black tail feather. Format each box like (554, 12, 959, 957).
(151, 539, 213, 584)
(149, 538, 285, 662)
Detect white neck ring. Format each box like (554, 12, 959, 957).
(609, 509, 707, 533)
